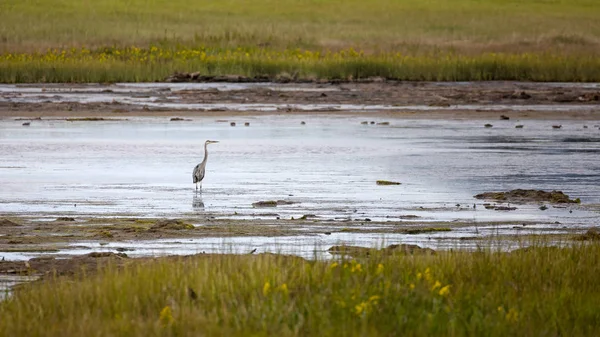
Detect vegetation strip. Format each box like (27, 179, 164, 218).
(1, 0, 599, 82)
(2, 48, 600, 83)
(2, 243, 600, 336)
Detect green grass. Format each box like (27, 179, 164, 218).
(2, 0, 599, 52)
(0, 0, 600, 82)
(2, 243, 600, 336)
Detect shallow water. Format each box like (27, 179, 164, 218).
(1, 116, 599, 216)
(1, 224, 581, 261)
(1, 115, 600, 259)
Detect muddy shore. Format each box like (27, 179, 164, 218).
(1, 81, 599, 119)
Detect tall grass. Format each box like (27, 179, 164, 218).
(2, 0, 599, 52)
(1, 243, 600, 336)
(2, 47, 600, 83)
(1, 0, 599, 82)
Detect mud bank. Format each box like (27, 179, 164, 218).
(1, 81, 599, 119)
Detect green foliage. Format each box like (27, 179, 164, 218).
(2, 243, 600, 336)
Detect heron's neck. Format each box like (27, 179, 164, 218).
(202, 142, 209, 162)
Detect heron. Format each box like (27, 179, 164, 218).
(193, 140, 219, 191)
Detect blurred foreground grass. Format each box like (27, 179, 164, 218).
(1, 242, 600, 336)
(1, 0, 599, 82)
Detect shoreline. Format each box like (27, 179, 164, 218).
(1, 81, 599, 120)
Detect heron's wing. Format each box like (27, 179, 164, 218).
(193, 163, 206, 183)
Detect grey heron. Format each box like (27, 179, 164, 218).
(193, 140, 219, 191)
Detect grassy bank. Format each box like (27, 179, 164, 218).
(2, 47, 600, 83)
(1, 243, 600, 336)
(1, 0, 599, 83)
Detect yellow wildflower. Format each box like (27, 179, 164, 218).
(424, 268, 433, 282)
(409, 283, 415, 290)
(279, 283, 289, 296)
(431, 281, 442, 291)
(438, 285, 451, 296)
(329, 262, 339, 269)
(263, 281, 271, 296)
(369, 295, 381, 304)
(355, 302, 368, 315)
(350, 263, 362, 273)
(505, 308, 519, 322)
(159, 306, 174, 326)
(376, 263, 384, 275)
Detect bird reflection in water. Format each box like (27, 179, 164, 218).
(192, 191, 205, 211)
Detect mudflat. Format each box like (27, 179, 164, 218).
(1, 81, 599, 119)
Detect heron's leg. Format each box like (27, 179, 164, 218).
(195, 183, 198, 191)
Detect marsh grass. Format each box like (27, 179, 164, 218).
(1, 242, 600, 336)
(1, 0, 600, 82)
(2, 47, 600, 83)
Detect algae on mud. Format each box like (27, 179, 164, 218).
(475, 189, 581, 204)
(376, 180, 401, 186)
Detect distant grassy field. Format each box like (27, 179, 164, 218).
(1, 243, 600, 336)
(1, 0, 599, 82)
